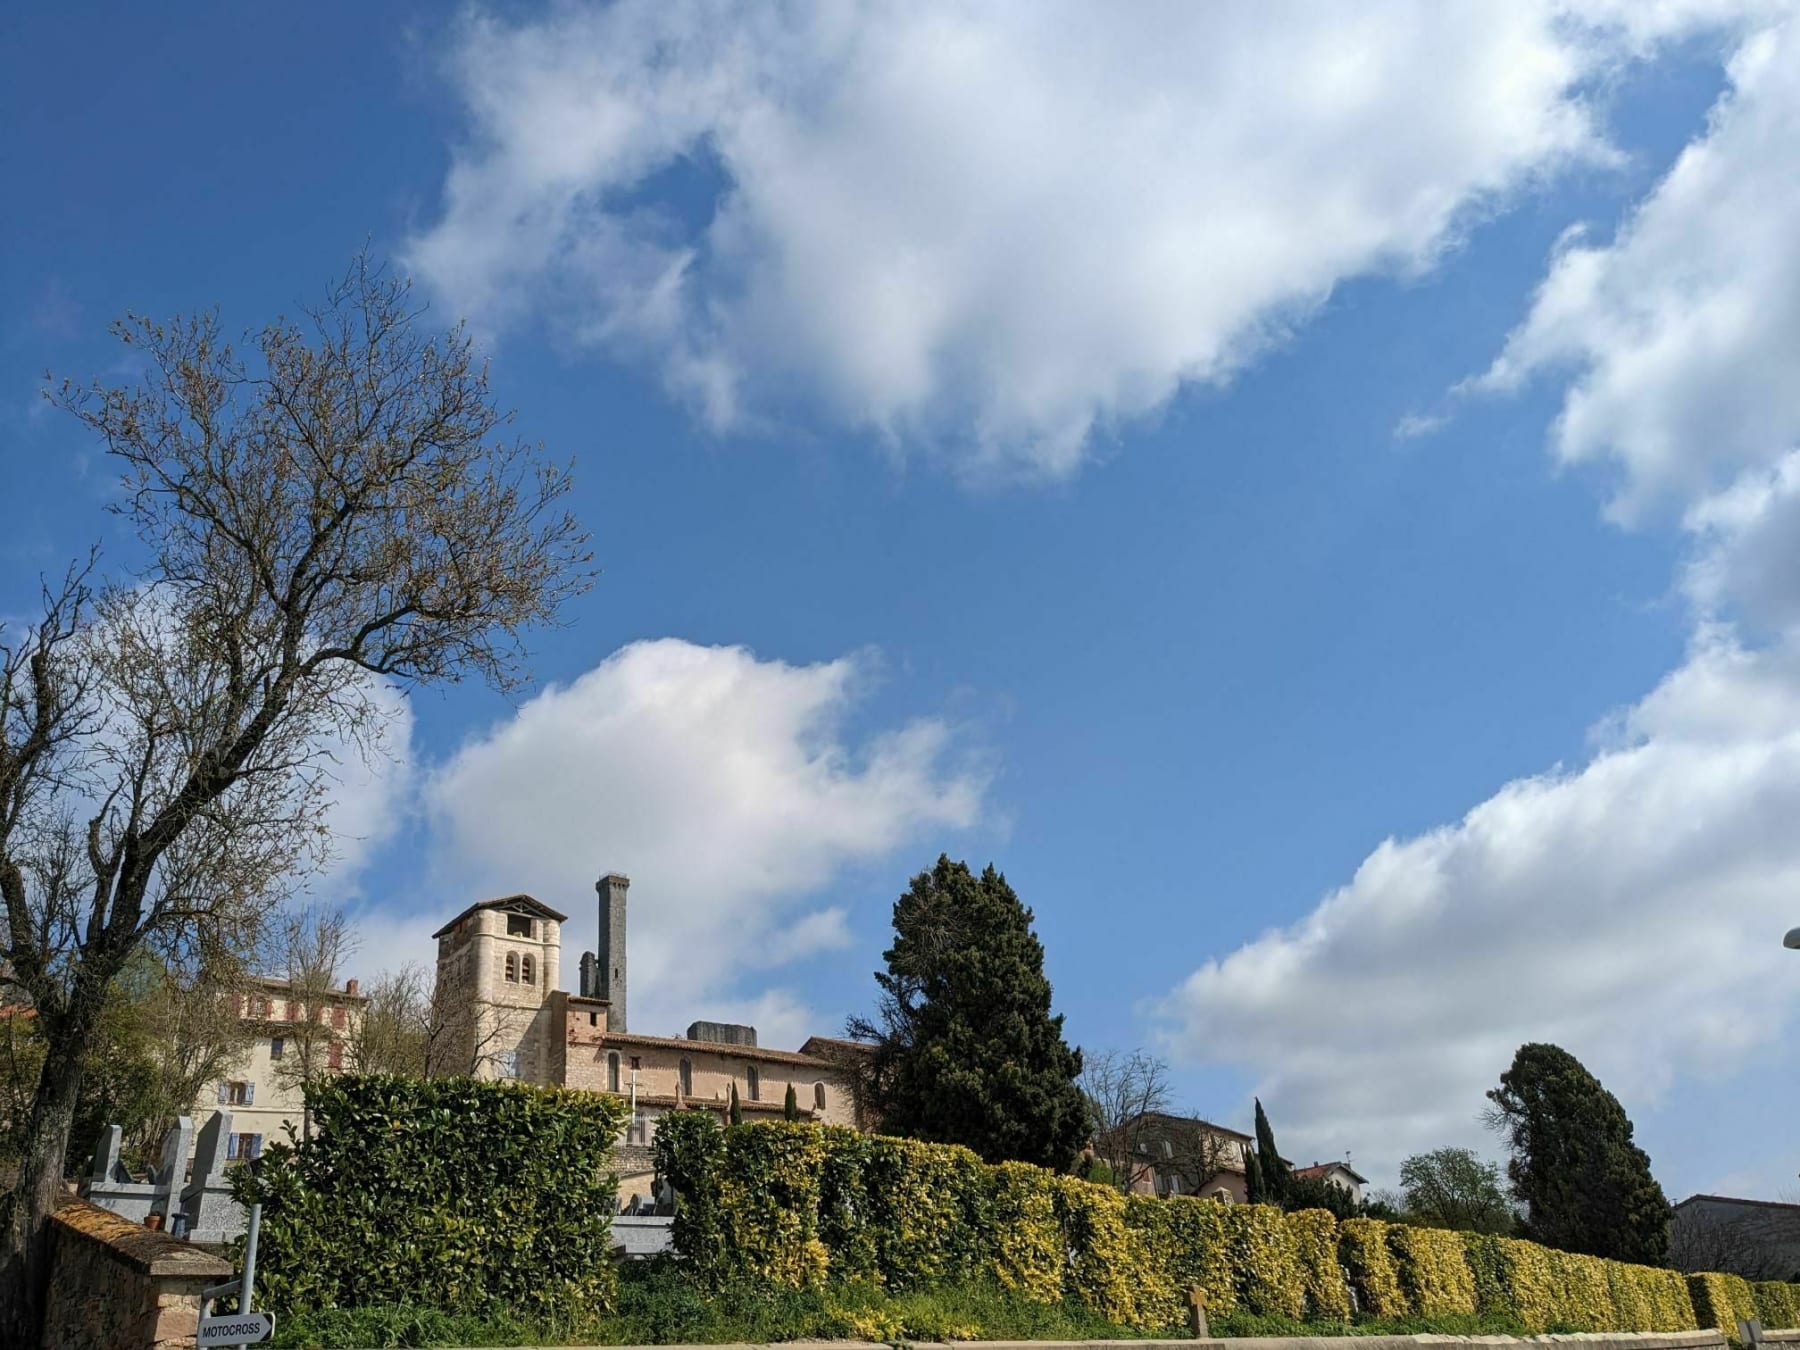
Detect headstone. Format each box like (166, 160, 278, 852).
(80, 1124, 159, 1224)
(150, 1115, 194, 1229)
(1187, 1286, 1208, 1339)
(182, 1110, 247, 1244)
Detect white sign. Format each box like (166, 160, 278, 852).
(198, 1310, 274, 1345)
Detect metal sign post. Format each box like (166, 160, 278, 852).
(197, 1202, 275, 1347)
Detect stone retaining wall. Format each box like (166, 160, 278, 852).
(41, 1197, 232, 1350)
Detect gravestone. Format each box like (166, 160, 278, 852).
(150, 1115, 193, 1230)
(182, 1110, 247, 1244)
(80, 1124, 161, 1224)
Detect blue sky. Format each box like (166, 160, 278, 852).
(6, 2, 1800, 1198)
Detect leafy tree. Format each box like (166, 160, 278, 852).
(783, 1083, 798, 1121)
(850, 856, 1087, 1169)
(1252, 1097, 1290, 1204)
(0, 255, 590, 1342)
(1486, 1043, 1672, 1263)
(1399, 1147, 1515, 1234)
(1284, 1172, 1363, 1220)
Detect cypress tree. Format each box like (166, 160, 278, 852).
(1486, 1043, 1671, 1263)
(728, 1081, 742, 1127)
(1244, 1138, 1266, 1204)
(1253, 1098, 1290, 1204)
(855, 855, 1088, 1169)
(784, 1082, 799, 1120)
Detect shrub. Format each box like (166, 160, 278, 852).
(1639, 1266, 1699, 1332)
(1753, 1281, 1800, 1329)
(1494, 1236, 1560, 1331)
(236, 1074, 628, 1321)
(1690, 1271, 1758, 1337)
(1339, 1218, 1408, 1318)
(992, 1162, 1064, 1304)
(1287, 1208, 1350, 1321)
(862, 1134, 993, 1290)
(715, 1120, 830, 1289)
(1226, 1201, 1304, 1318)
(1055, 1175, 1173, 1329)
(1388, 1223, 1477, 1317)
(1127, 1194, 1237, 1321)
(1546, 1248, 1620, 1330)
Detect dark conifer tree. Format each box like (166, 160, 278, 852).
(1486, 1043, 1671, 1264)
(784, 1083, 799, 1121)
(1253, 1098, 1290, 1205)
(728, 1081, 742, 1127)
(1244, 1138, 1266, 1204)
(853, 856, 1087, 1169)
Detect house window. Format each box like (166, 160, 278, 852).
(283, 1000, 296, 1021)
(497, 1050, 520, 1079)
(588, 1012, 598, 1026)
(504, 953, 518, 982)
(678, 1058, 692, 1097)
(608, 1052, 621, 1092)
(814, 1082, 827, 1111)
(521, 954, 535, 985)
(327, 1040, 343, 1070)
(746, 1065, 760, 1101)
(269, 1037, 285, 1061)
(630, 1056, 641, 1070)
(226, 1133, 263, 1161)
(1162, 1139, 1173, 1159)
(332, 1006, 346, 1030)
(221, 1080, 253, 1106)
(507, 914, 534, 937)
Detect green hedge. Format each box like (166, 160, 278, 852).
(234, 1074, 629, 1320)
(655, 1117, 1800, 1337)
(1691, 1272, 1759, 1336)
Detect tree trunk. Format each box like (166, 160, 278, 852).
(0, 1004, 98, 1348)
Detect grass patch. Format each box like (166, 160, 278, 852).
(270, 1264, 1593, 1348)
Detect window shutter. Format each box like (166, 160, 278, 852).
(216, 1080, 227, 1104)
(227, 1134, 239, 1160)
(245, 1081, 255, 1105)
(250, 1134, 263, 1159)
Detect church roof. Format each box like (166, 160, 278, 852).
(601, 1029, 838, 1068)
(431, 893, 568, 939)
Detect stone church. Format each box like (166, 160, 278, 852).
(431, 873, 867, 1194)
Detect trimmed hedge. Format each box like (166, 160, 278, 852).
(1390, 1223, 1477, 1317)
(1754, 1280, 1800, 1330)
(234, 1074, 629, 1320)
(1691, 1272, 1759, 1336)
(656, 1116, 1799, 1337)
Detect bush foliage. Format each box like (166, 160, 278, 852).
(656, 1116, 1800, 1338)
(235, 1074, 629, 1320)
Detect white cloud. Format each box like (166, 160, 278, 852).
(1475, 16, 1800, 522)
(1156, 630, 1800, 1180)
(309, 679, 414, 891)
(423, 638, 986, 1040)
(409, 1, 1755, 478)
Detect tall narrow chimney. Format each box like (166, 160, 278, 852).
(597, 873, 629, 1033)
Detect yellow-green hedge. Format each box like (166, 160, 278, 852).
(1340, 1218, 1409, 1319)
(1289, 1208, 1351, 1321)
(1691, 1272, 1758, 1336)
(656, 1116, 1798, 1335)
(1753, 1280, 1800, 1329)
(1390, 1223, 1477, 1317)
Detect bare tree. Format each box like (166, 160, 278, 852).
(347, 962, 431, 1078)
(420, 974, 514, 1079)
(266, 906, 355, 1135)
(1082, 1049, 1172, 1191)
(1670, 1202, 1800, 1281)
(0, 255, 591, 1341)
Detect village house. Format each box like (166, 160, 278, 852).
(431, 873, 867, 1200)
(191, 973, 367, 1162)
(1110, 1111, 1256, 1201)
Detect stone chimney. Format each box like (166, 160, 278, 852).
(597, 873, 629, 1033)
(344, 978, 359, 997)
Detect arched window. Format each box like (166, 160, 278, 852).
(608, 1052, 621, 1093)
(746, 1065, 760, 1101)
(678, 1058, 692, 1097)
(504, 952, 518, 982)
(521, 954, 535, 985)
(813, 1082, 827, 1111)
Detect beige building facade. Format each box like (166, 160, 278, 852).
(191, 974, 367, 1162)
(431, 874, 867, 1199)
